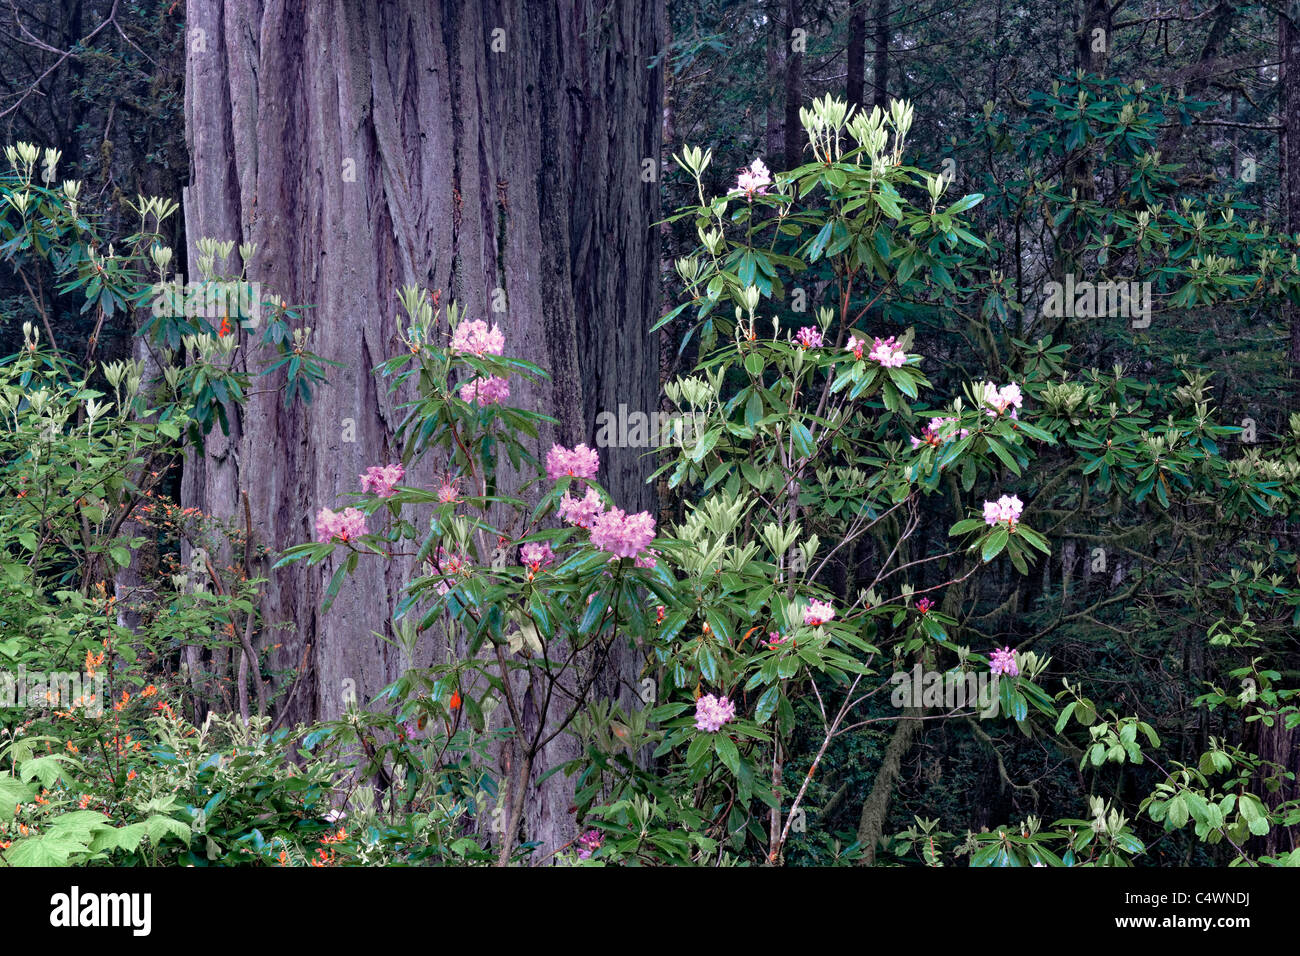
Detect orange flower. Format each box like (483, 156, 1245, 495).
(114, 690, 130, 712)
(126, 770, 137, 781)
(449, 690, 462, 710)
(141, 685, 157, 698)
(84, 649, 105, 676)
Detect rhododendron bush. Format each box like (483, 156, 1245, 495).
(269, 98, 1299, 865)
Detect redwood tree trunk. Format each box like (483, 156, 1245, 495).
(182, 0, 662, 855)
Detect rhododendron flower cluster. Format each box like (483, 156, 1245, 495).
(589, 507, 657, 560)
(847, 335, 865, 360)
(546, 443, 600, 481)
(545, 443, 656, 560)
(459, 375, 511, 406)
(910, 416, 969, 449)
(694, 693, 737, 733)
(980, 381, 1023, 418)
(915, 597, 934, 614)
(734, 157, 772, 197)
(795, 326, 823, 349)
(576, 829, 603, 860)
(558, 486, 605, 528)
(436, 478, 461, 503)
(449, 319, 505, 356)
(359, 463, 404, 498)
(982, 494, 1024, 527)
(803, 599, 835, 627)
(867, 336, 907, 367)
(520, 541, 555, 572)
(315, 507, 367, 543)
(989, 646, 1019, 677)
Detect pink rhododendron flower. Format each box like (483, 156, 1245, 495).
(916, 597, 934, 614)
(429, 547, 469, 596)
(910, 416, 970, 449)
(558, 486, 605, 528)
(796, 326, 823, 349)
(359, 463, 404, 498)
(546, 443, 600, 481)
(980, 381, 1023, 418)
(803, 599, 835, 627)
(589, 507, 656, 559)
(436, 478, 461, 504)
(734, 158, 772, 197)
(694, 694, 737, 733)
(634, 548, 659, 570)
(459, 375, 510, 405)
(847, 335, 865, 360)
(520, 541, 555, 572)
(989, 646, 1019, 677)
(449, 319, 505, 356)
(765, 631, 788, 648)
(982, 494, 1024, 527)
(867, 336, 907, 368)
(576, 829, 603, 860)
(315, 507, 367, 543)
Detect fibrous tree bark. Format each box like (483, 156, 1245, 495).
(182, 0, 663, 855)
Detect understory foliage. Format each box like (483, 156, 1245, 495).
(3, 92, 1300, 866)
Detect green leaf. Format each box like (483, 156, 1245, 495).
(686, 732, 713, 767)
(2, 833, 90, 866)
(579, 588, 610, 636)
(981, 527, 1009, 562)
(144, 814, 192, 847)
(791, 422, 816, 458)
(88, 822, 149, 855)
(0, 777, 34, 806)
(714, 735, 740, 776)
